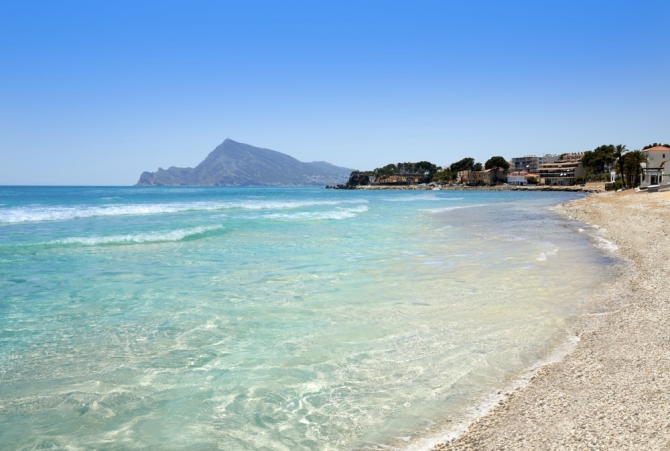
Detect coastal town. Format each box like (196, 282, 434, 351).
(330, 143, 670, 193)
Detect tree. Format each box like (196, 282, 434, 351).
(413, 161, 439, 178)
(613, 144, 627, 186)
(642, 143, 670, 150)
(449, 157, 475, 173)
(373, 164, 398, 181)
(346, 171, 371, 187)
(371, 161, 438, 184)
(621, 150, 648, 188)
(473, 162, 483, 171)
(432, 168, 452, 183)
(484, 156, 510, 184)
(582, 144, 616, 176)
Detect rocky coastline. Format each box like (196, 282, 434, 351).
(430, 190, 670, 450)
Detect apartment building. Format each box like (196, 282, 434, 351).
(538, 153, 585, 186)
(510, 154, 559, 173)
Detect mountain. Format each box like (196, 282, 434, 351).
(135, 139, 355, 186)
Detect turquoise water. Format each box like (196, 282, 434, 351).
(0, 187, 612, 450)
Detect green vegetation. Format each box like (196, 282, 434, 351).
(432, 168, 453, 183)
(484, 156, 510, 184)
(345, 171, 371, 187)
(621, 150, 648, 188)
(582, 144, 616, 175)
(371, 161, 438, 182)
(449, 157, 475, 173)
(613, 144, 627, 184)
(642, 143, 670, 150)
(342, 139, 663, 189)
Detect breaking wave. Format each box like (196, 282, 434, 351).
(259, 206, 369, 220)
(383, 195, 464, 202)
(47, 225, 223, 246)
(424, 204, 488, 213)
(0, 200, 368, 224)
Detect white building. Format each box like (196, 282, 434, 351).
(640, 146, 670, 188)
(510, 154, 559, 173)
(538, 153, 585, 186)
(507, 171, 539, 186)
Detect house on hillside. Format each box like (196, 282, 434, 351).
(640, 146, 670, 188)
(538, 153, 585, 185)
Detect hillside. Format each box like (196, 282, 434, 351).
(136, 140, 354, 186)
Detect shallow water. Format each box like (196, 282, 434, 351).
(0, 187, 613, 450)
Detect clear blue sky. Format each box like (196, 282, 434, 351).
(1, 0, 668, 185)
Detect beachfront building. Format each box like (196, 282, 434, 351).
(456, 169, 506, 185)
(375, 173, 425, 185)
(640, 146, 670, 188)
(538, 153, 585, 186)
(510, 154, 559, 174)
(484, 168, 507, 184)
(507, 171, 539, 186)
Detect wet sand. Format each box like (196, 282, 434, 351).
(432, 190, 670, 450)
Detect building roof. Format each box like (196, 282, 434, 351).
(642, 146, 670, 153)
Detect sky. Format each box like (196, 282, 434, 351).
(1, 0, 669, 185)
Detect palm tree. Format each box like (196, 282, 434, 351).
(613, 144, 627, 186)
(629, 150, 648, 187)
(622, 150, 648, 187)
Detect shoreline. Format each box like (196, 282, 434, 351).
(429, 190, 670, 450)
(331, 184, 605, 193)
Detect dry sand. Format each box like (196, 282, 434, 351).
(432, 190, 670, 450)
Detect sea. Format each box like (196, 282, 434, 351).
(0, 186, 615, 450)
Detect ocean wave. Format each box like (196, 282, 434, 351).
(383, 195, 463, 202)
(261, 205, 369, 220)
(424, 204, 488, 213)
(47, 225, 223, 246)
(0, 199, 368, 223)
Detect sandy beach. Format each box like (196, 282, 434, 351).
(433, 190, 670, 450)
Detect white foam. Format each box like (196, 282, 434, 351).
(0, 199, 368, 223)
(424, 204, 488, 213)
(48, 225, 223, 246)
(537, 243, 558, 261)
(593, 236, 618, 253)
(384, 195, 463, 202)
(261, 205, 369, 220)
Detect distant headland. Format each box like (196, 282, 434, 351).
(135, 139, 355, 186)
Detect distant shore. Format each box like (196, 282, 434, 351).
(329, 183, 605, 193)
(431, 190, 670, 450)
